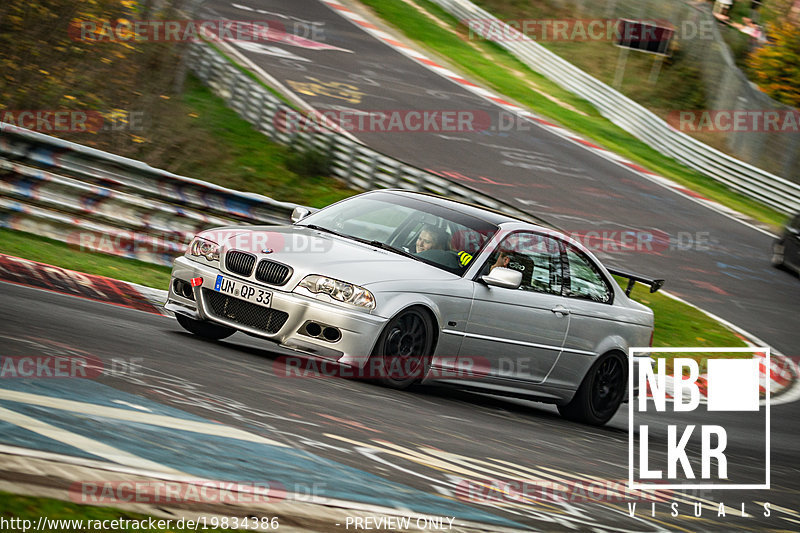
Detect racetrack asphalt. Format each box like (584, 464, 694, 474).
(1, 281, 798, 531)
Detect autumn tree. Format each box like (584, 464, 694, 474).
(748, 21, 800, 108)
(0, 0, 202, 162)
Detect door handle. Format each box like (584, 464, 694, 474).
(551, 305, 570, 316)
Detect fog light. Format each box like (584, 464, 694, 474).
(190, 277, 204, 287)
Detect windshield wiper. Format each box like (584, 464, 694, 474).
(364, 240, 421, 261)
(303, 224, 350, 240)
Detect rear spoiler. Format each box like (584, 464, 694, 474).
(607, 267, 665, 296)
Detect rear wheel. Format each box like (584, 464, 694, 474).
(175, 313, 235, 340)
(558, 351, 626, 426)
(370, 308, 434, 389)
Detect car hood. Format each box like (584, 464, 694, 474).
(204, 225, 459, 286)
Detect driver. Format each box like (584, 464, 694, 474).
(490, 251, 511, 271)
(415, 224, 448, 253)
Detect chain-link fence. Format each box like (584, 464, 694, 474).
(503, 0, 800, 181)
(679, 3, 800, 180)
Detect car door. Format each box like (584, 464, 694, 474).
(459, 232, 570, 385)
(546, 243, 618, 388)
(784, 215, 800, 269)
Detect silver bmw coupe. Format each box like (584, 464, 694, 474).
(166, 190, 662, 425)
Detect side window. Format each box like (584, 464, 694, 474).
(484, 232, 563, 295)
(565, 245, 612, 303)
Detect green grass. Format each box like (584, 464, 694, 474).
(0, 228, 171, 289)
(356, 0, 786, 228)
(172, 76, 354, 208)
(622, 281, 746, 351)
(0, 491, 233, 533)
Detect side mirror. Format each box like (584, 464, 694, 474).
(481, 267, 522, 289)
(291, 206, 312, 224)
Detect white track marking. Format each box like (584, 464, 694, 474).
(0, 389, 288, 447)
(0, 406, 184, 473)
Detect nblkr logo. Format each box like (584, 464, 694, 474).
(629, 348, 769, 490)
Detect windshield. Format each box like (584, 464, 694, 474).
(299, 192, 498, 275)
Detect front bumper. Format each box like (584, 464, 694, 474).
(166, 256, 387, 367)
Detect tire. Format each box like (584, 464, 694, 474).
(771, 242, 785, 268)
(558, 351, 627, 426)
(369, 308, 434, 389)
(175, 313, 235, 340)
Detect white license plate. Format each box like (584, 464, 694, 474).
(214, 275, 272, 308)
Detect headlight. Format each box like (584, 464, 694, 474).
(187, 237, 220, 263)
(296, 275, 375, 309)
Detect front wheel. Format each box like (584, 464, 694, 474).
(369, 308, 434, 389)
(558, 352, 626, 426)
(175, 313, 235, 340)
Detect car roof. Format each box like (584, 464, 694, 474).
(371, 189, 547, 228)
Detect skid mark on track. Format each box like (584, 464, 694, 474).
(321, 433, 680, 532)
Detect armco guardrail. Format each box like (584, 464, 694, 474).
(429, 0, 800, 215)
(0, 123, 300, 265)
